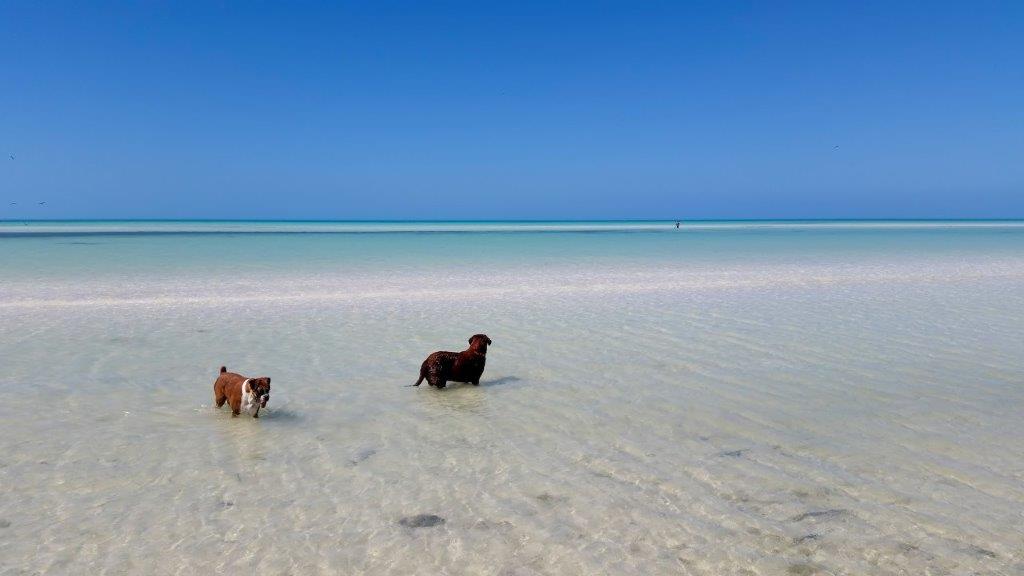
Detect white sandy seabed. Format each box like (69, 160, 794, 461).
(1, 240, 1023, 575)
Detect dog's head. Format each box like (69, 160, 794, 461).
(468, 334, 492, 355)
(249, 377, 272, 407)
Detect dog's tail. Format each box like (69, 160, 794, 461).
(220, 366, 227, 374)
(405, 371, 426, 387)
(402, 362, 428, 387)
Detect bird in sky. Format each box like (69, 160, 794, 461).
(8, 154, 13, 160)
(38, 201, 47, 205)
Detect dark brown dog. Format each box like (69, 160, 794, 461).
(414, 334, 491, 389)
(214, 366, 271, 417)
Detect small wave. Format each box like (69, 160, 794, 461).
(3, 267, 1021, 309)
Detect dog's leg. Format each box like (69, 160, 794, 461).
(214, 381, 227, 407)
(230, 396, 241, 417)
(472, 380, 480, 386)
(427, 361, 446, 388)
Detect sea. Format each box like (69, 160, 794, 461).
(1, 220, 1022, 575)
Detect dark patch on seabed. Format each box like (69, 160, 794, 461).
(0, 519, 11, 528)
(790, 509, 849, 522)
(535, 493, 569, 504)
(348, 448, 377, 466)
(399, 514, 445, 528)
(965, 544, 997, 558)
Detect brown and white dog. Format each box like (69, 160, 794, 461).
(413, 334, 491, 389)
(214, 366, 271, 418)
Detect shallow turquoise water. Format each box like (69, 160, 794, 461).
(3, 219, 1023, 281)
(1, 221, 1023, 575)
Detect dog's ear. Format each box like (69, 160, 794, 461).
(486, 337, 492, 345)
(469, 336, 475, 345)
(266, 377, 271, 385)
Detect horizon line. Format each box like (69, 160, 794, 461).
(3, 217, 1024, 224)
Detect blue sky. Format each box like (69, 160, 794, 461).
(1, 1, 1021, 219)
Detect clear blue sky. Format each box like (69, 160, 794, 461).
(1, 1, 1021, 220)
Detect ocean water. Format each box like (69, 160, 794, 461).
(1, 221, 1023, 575)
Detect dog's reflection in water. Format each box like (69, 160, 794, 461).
(418, 376, 523, 415)
(258, 408, 302, 422)
(481, 376, 522, 387)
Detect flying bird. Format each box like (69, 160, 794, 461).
(8, 154, 13, 160)
(38, 201, 46, 205)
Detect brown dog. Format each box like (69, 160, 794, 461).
(214, 366, 271, 418)
(414, 334, 491, 389)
